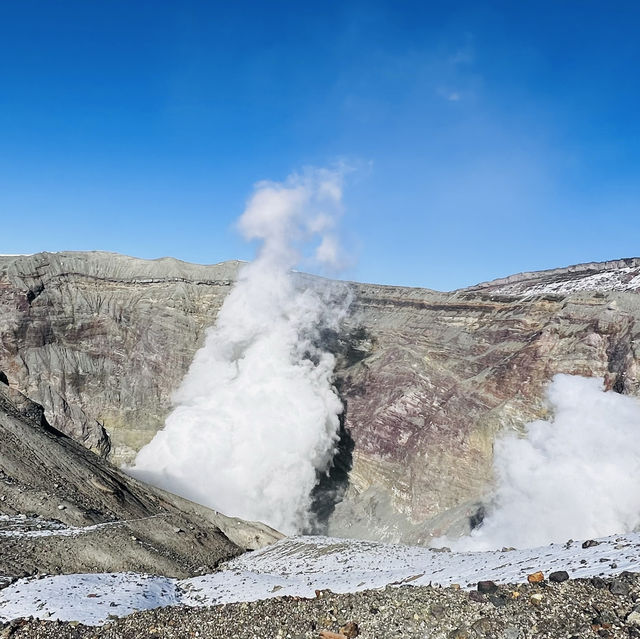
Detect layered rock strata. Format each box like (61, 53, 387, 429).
(1, 252, 639, 542)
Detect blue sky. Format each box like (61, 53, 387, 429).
(1, 1, 639, 290)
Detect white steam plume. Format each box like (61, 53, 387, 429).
(441, 374, 640, 551)
(129, 169, 351, 534)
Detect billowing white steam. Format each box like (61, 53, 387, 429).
(444, 374, 640, 551)
(130, 169, 350, 534)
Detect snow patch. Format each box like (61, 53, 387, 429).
(0, 573, 177, 625)
(0, 515, 120, 539)
(488, 266, 640, 296)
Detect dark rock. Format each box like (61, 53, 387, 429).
(469, 505, 485, 530)
(610, 579, 630, 596)
(488, 594, 508, 608)
(469, 591, 486, 603)
(591, 577, 608, 589)
(549, 571, 570, 583)
(477, 580, 499, 594)
(0, 370, 8, 385)
(583, 540, 601, 548)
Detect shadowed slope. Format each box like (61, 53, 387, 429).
(0, 378, 281, 581)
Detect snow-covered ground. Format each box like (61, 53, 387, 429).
(2, 532, 640, 625)
(0, 514, 169, 539)
(0, 573, 178, 623)
(0, 515, 121, 539)
(486, 266, 640, 296)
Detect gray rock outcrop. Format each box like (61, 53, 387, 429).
(0, 379, 281, 581)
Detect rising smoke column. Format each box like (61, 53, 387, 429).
(130, 169, 350, 534)
(443, 374, 640, 551)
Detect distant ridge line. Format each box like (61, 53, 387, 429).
(461, 257, 640, 292)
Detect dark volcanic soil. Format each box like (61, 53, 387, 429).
(3, 573, 640, 638)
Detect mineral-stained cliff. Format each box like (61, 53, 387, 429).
(0, 252, 241, 461)
(1, 252, 639, 543)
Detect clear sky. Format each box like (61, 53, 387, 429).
(1, 1, 639, 290)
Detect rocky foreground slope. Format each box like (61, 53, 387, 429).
(1, 252, 639, 542)
(4, 573, 640, 639)
(3, 526, 640, 634)
(0, 377, 280, 582)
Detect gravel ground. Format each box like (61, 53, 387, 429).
(3, 572, 640, 638)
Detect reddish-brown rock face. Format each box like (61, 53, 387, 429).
(331, 261, 640, 541)
(1, 252, 639, 542)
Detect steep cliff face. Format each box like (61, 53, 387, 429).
(1, 252, 639, 543)
(331, 262, 640, 541)
(0, 252, 241, 462)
